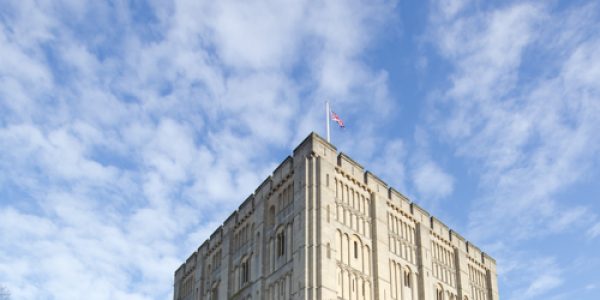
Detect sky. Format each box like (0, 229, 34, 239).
(0, 0, 599, 299)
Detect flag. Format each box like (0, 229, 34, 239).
(330, 111, 345, 128)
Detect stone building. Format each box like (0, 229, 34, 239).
(173, 133, 499, 300)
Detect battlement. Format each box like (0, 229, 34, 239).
(299, 132, 491, 257)
(389, 188, 411, 212)
(175, 132, 495, 287)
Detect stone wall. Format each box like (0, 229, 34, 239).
(173, 132, 499, 300)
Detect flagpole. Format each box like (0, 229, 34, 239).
(326, 101, 331, 143)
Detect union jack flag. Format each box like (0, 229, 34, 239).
(331, 111, 345, 128)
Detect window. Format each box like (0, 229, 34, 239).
(269, 206, 276, 226)
(241, 260, 250, 284)
(437, 288, 443, 300)
(404, 271, 411, 288)
(354, 241, 358, 259)
(277, 231, 285, 257)
(211, 286, 218, 300)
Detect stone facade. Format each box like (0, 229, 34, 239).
(173, 133, 499, 300)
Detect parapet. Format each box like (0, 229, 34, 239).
(272, 156, 293, 187)
(338, 153, 365, 178)
(208, 227, 222, 249)
(466, 242, 485, 264)
(255, 176, 272, 200)
(175, 250, 198, 278)
(223, 211, 238, 231)
(449, 230, 466, 249)
(431, 217, 450, 239)
(389, 188, 411, 212)
(185, 253, 197, 272)
(293, 132, 337, 159)
(181, 132, 495, 277)
(238, 195, 254, 217)
(410, 203, 430, 224)
(364, 171, 388, 194)
(481, 252, 497, 271)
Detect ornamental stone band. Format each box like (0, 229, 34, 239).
(173, 132, 499, 300)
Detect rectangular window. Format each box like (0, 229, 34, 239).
(277, 232, 285, 257)
(241, 260, 250, 284)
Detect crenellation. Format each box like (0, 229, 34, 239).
(238, 195, 253, 218)
(449, 230, 465, 243)
(466, 242, 485, 265)
(198, 240, 208, 254)
(255, 175, 272, 199)
(364, 171, 388, 194)
(337, 152, 365, 179)
(175, 264, 184, 278)
(208, 227, 222, 249)
(482, 252, 496, 265)
(185, 253, 197, 272)
(293, 132, 336, 160)
(272, 156, 293, 186)
(410, 203, 430, 224)
(449, 230, 466, 250)
(223, 212, 237, 231)
(389, 188, 411, 212)
(431, 217, 451, 242)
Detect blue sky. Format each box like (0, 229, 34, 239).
(1, 0, 599, 299)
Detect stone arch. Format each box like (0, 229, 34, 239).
(336, 229, 343, 261)
(268, 205, 276, 226)
(402, 266, 414, 300)
(435, 283, 444, 300)
(341, 269, 348, 299)
(286, 222, 293, 261)
(363, 245, 371, 275)
(267, 237, 274, 272)
(233, 265, 239, 290)
(343, 233, 350, 264)
(351, 234, 363, 270)
(344, 208, 349, 225)
(275, 225, 286, 261)
(337, 266, 343, 296)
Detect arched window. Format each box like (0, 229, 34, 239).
(241, 258, 250, 284)
(210, 284, 218, 300)
(404, 270, 411, 288)
(436, 286, 444, 300)
(277, 230, 285, 257)
(354, 241, 358, 259)
(269, 206, 276, 225)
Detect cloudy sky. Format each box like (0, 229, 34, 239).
(1, 0, 599, 299)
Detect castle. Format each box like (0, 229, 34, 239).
(174, 133, 499, 300)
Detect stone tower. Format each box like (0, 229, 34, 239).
(173, 133, 499, 300)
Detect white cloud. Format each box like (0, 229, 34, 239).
(0, 0, 396, 299)
(523, 273, 563, 299)
(412, 160, 454, 202)
(369, 139, 407, 191)
(427, 1, 600, 298)
(587, 222, 600, 239)
(429, 0, 600, 239)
